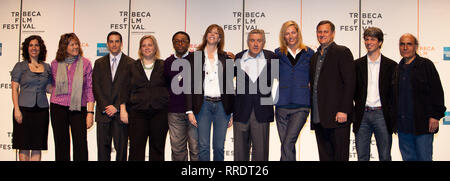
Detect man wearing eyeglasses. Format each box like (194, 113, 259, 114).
(163, 31, 199, 161)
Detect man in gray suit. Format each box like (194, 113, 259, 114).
(92, 31, 134, 161)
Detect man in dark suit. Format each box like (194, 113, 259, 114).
(353, 27, 397, 161)
(92, 31, 134, 161)
(310, 20, 355, 161)
(233, 29, 278, 161)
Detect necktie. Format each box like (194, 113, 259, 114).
(111, 57, 117, 80)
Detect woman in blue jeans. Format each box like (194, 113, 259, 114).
(274, 21, 314, 161)
(186, 24, 234, 161)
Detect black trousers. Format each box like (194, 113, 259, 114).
(128, 109, 168, 161)
(97, 117, 128, 161)
(314, 123, 351, 161)
(50, 103, 88, 161)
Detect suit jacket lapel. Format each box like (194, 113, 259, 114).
(319, 43, 335, 75)
(148, 59, 161, 85)
(281, 50, 293, 68)
(105, 54, 114, 83)
(362, 55, 368, 90)
(218, 53, 226, 94)
(112, 54, 126, 83)
(378, 54, 387, 95)
(136, 60, 147, 82)
(202, 52, 206, 84)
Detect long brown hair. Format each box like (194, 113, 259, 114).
(55, 33, 83, 62)
(196, 24, 225, 54)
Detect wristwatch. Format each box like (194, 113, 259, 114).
(87, 111, 95, 114)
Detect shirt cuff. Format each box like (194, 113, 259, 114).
(186, 111, 193, 115)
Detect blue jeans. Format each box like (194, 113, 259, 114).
(275, 107, 309, 161)
(195, 99, 230, 161)
(398, 132, 434, 161)
(355, 109, 392, 161)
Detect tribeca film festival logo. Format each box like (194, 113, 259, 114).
(0, 132, 13, 151)
(223, 11, 266, 31)
(110, 11, 150, 32)
(417, 45, 435, 57)
(0, 82, 12, 90)
(340, 12, 383, 31)
(2, 11, 41, 32)
(170, 51, 279, 105)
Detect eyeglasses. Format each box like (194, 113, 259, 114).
(173, 39, 189, 44)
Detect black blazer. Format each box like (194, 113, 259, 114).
(353, 54, 398, 134)
(185, 51, 234, 115)
(392, 55, 446, 135)
(92, 53, 134, 123)
(233, 49, 278, 123)
(309, 42, 355, 129)
(121, 59, 168, 112)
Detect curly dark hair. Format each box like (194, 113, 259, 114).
(55, 33, 83, 62)
(22, 35, 47, 63)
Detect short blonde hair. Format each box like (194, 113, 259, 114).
(138, 35, 160, 60)
(279, 20, 307, 55)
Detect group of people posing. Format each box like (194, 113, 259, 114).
(11, 20, 445, 161)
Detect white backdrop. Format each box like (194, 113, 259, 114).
(1, 0, 449, 161)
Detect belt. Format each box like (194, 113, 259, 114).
(205, 96, 221, 102)
(364, 106, 382, 111)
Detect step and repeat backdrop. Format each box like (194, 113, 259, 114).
(1, 0, 449, 161)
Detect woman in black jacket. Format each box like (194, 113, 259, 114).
(120, 35, 168, 161)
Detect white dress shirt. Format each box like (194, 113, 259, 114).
(287, 48, 301, 58)
(239, 50, 266, 83)
(365, 54, 382, 107)
(175, 51, 189, 59)
(143, 62, 154, 80)
(110, 52, 123, 80)
(203, 50, 221, 97)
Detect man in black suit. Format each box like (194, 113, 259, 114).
(310, 20, 355, 161)
(233, 29, 278, 161)
(353, 27, 397, 161)
(92, 31, 134, 161)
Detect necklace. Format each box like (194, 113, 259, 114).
(29, 62, 40, 69)
(141, 60, 154, 70)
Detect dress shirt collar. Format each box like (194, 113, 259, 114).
(287, 48, 301, 58)
(367, 54, 381, 64)
(242, 50, 265, 62)
(110, 52, 123, 62)
(175, 51, 190, 59)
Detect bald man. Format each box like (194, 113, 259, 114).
(393, 33, 446, 161)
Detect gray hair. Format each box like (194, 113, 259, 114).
(247, 29, 266, 43)
(400, 33, 419, 46)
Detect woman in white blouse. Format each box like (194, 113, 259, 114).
(186, 24, 235, 161)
